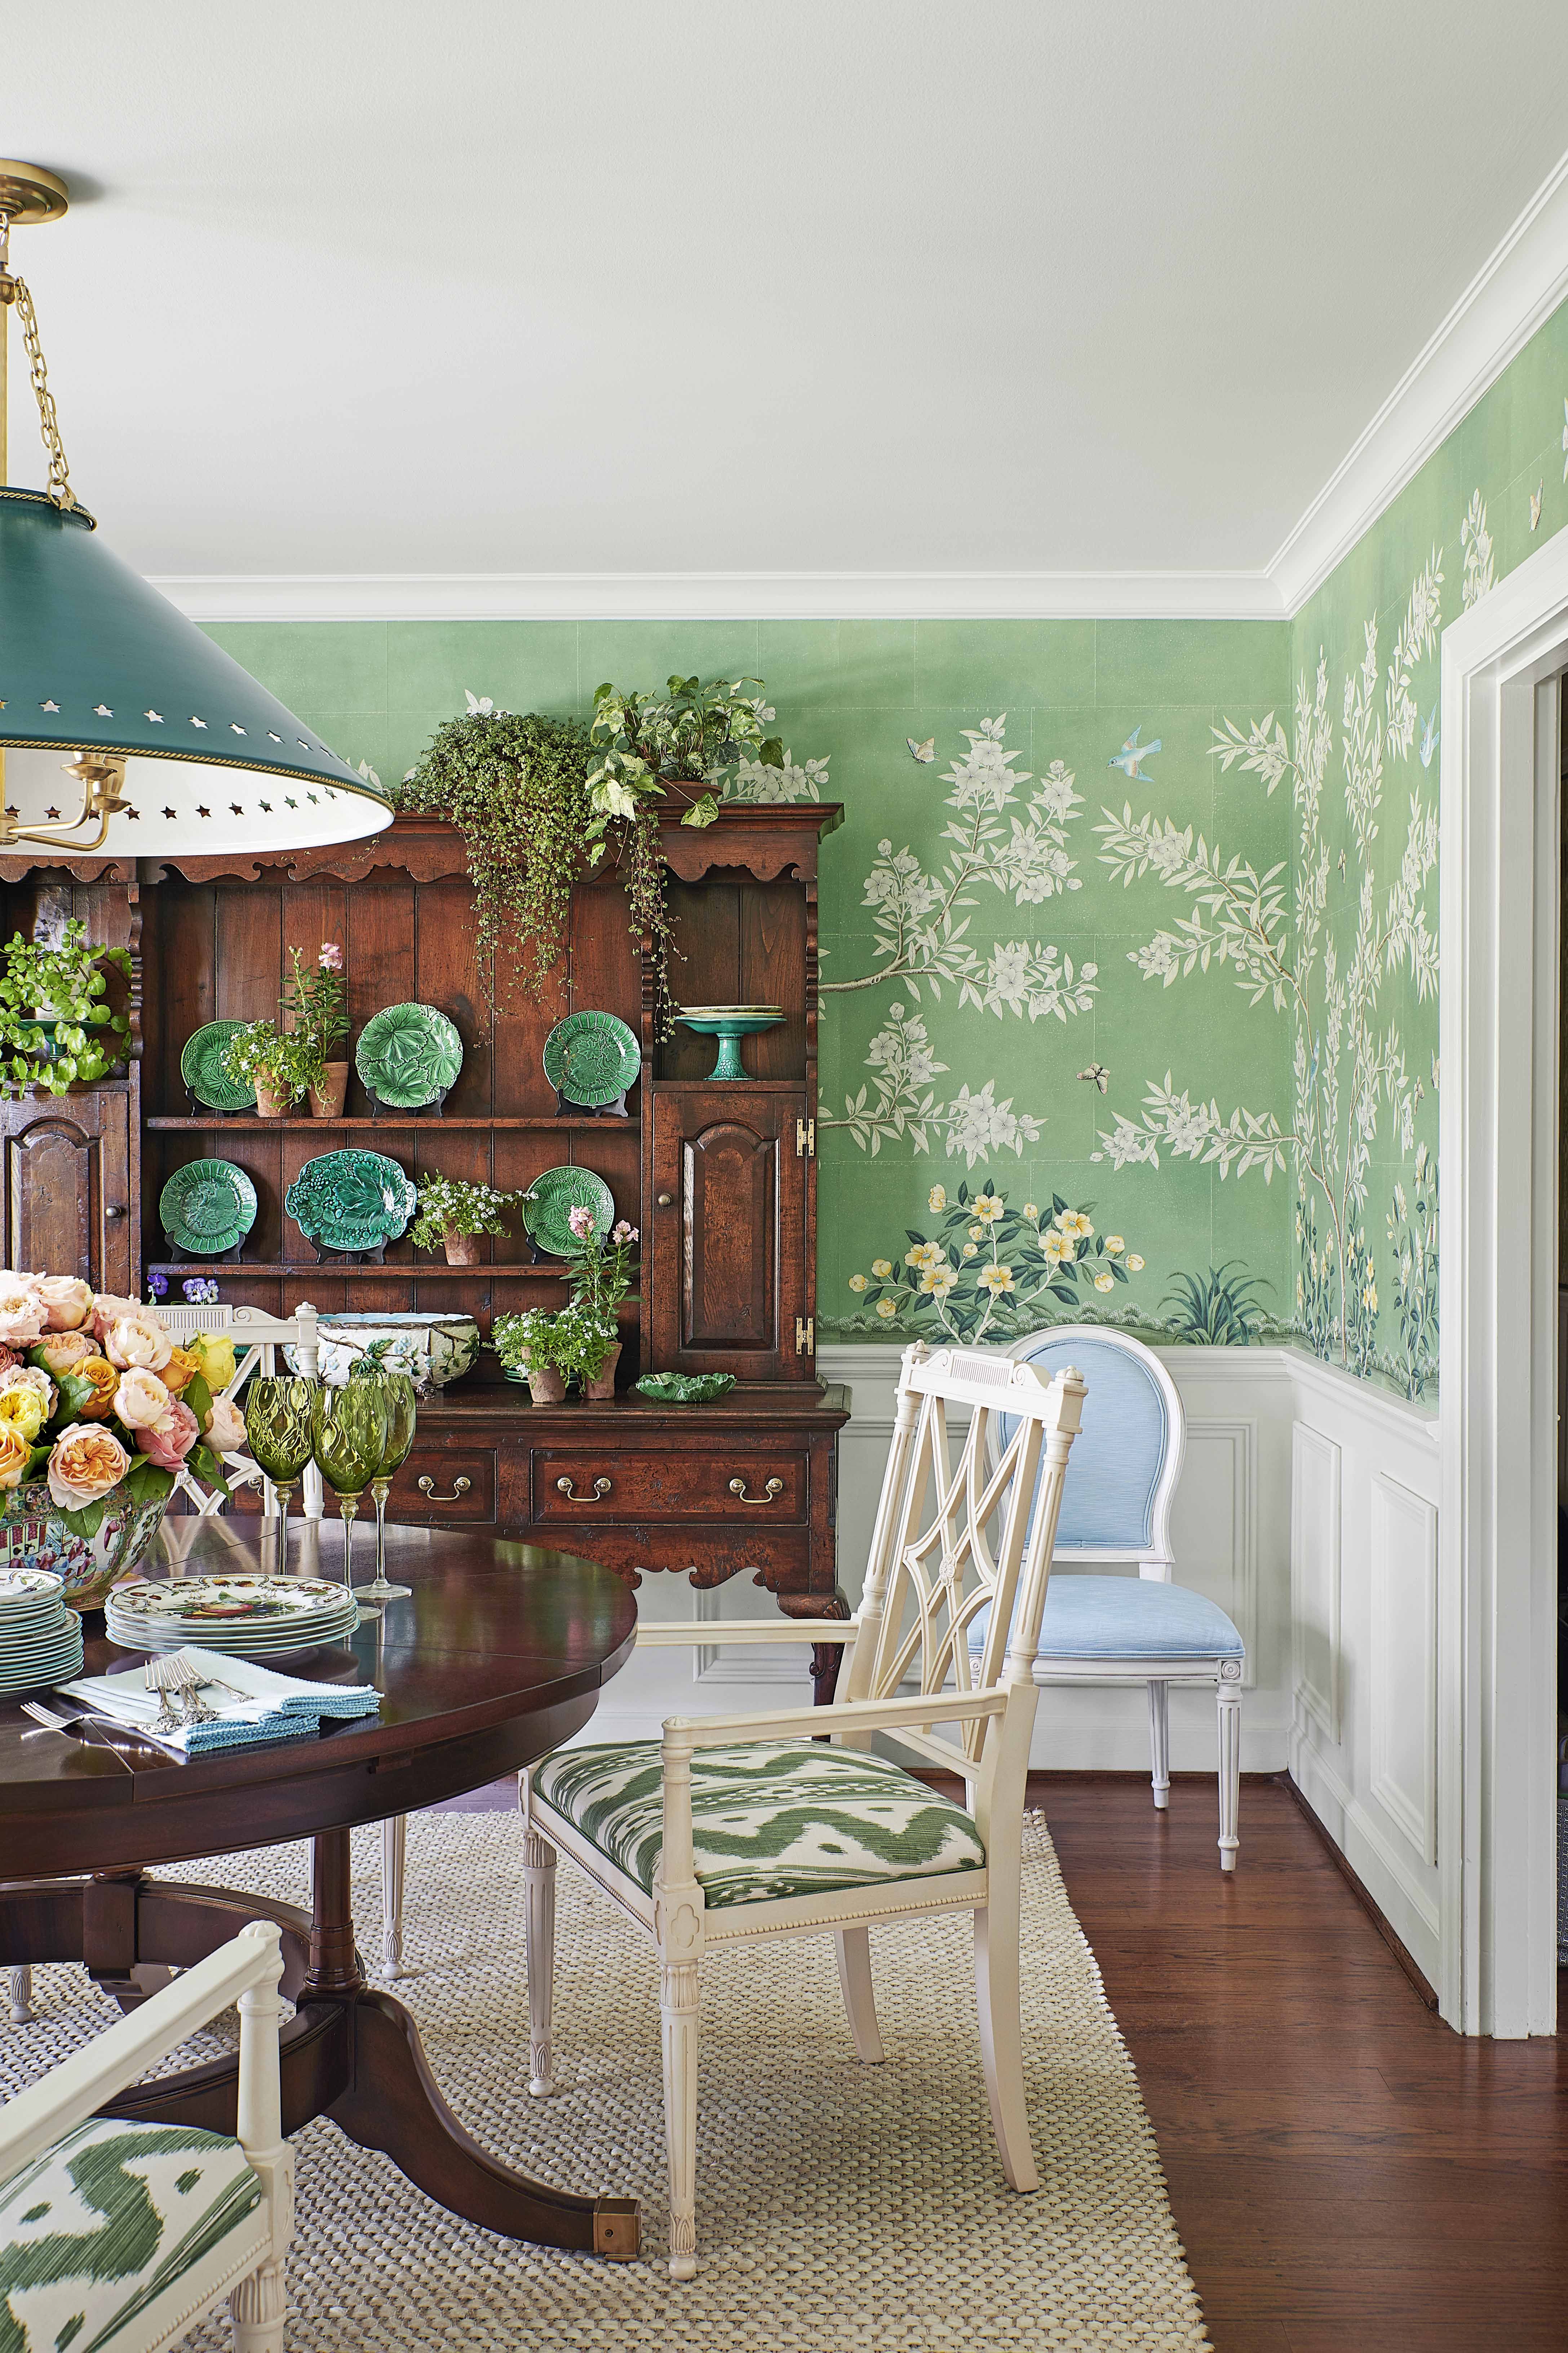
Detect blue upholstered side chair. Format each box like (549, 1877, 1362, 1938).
(979, 1325, 1245, 1868)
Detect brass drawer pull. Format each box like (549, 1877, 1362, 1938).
(416, 1475, 471, 1505)
(556, 1474, 612, 1503)
(728, 1476, 784, 1506)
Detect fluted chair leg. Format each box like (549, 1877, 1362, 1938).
(8, 1966, 35, 2024)
(522, 1827, 557, 2097)
(1147, 1679, 1171, 1811)
(1217, 1682, 1243, 1869)
(380, 1814, 407, 1978)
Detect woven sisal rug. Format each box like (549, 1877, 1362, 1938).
(3, 1810, 1209, 2351)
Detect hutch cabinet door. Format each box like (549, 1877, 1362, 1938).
(0, 1094, 133, 1294)
(649, 1086, 811, 1381)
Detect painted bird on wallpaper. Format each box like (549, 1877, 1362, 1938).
(1419, 707, 1439, 769)
(1109, 726, 1161, 780)
(907, 736, 935, 764)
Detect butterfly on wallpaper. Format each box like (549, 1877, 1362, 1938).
(1076, 1063, 1110, 1094)
(1419, 707, 1439, 768)
(1530, 482, 1543, 532)
(1108, 725, 1161, 781)
(907, 736, 935, 764)
(464, 689, 499, 716)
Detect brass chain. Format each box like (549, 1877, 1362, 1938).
(0, 255, 75, 510)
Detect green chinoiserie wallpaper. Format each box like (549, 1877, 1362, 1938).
(204, 290, 1568, 1396)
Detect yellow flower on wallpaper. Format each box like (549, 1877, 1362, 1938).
(920, 1265, 958, 1298)
(1022, 1202, 1039, 1220)
(969, 1223, 984, 1241)
(928, 1185, 947, 1213)
(871, 1258, 892, 1278)
(962, 1241, 978, 1258)
(1094, 1271, 1116, 1293)
(905, 1241, 945, 1273)
(1105, 1235, 1125, 1254)
(972, 1193, 1005, 1224)
(1125, 1253, 1144, 1272)
(875, 1297, 898, 1319)
(1040, 1231, 1075, 1263)
(848, 1273, 868, 1292)
(1055, 1209, 1094, 1240)
(1363, 1280, 1378, 1313)
(978, 1264, 1016, 1296)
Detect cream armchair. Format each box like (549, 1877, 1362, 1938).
(522, 1341, 1085, 2278)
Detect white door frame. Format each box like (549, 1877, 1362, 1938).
(1440, 525, 1568, 2034)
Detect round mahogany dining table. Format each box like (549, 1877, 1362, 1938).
(0, 1517, 640, 2261)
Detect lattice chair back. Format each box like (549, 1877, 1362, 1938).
(842, 1341, 1085, 1767)
(988, 1325, 1182, 1575)
(153, 1301, 323, 1520)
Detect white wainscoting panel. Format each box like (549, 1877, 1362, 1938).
(1369, 1473, 1440, 1866)
(1290, 1424, 1342, 1743)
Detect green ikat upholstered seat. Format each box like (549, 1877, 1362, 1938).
(536, 1738, 987, 1908)
(0, 2119, 265, 2353)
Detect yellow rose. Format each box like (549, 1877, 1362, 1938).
(187, 1330, 236, 1393)
(848, 1273, 868, 1293)
(0, 1424, 31, 1489)
(0, 1386, 45, 1441)
(875, 1298, 898, 1319)
(161, 1343, 201, 1394)
(1125, 1254, 1144, 1273)
(71, 1355, 121, 1421)
(47, 1422, 130, 1512)
(871, 1259, 892, 1279)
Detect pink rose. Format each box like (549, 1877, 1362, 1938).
(134, 1398, 199, 1471)
(319, 941, 344, 971)
(47, 1421, 131, 1511)
(203, 1392, 247, 1452)
(114, 1367, 173, 1429)
(34, 1274, 94, 1332)
(34, 1329, 98, 1378)
(105, 1314, 173, 1372)
(90, 1292, 143, 1343)
(0, 1283, 45, 1348)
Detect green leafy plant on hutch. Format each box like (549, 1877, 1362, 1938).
(0, 919, 132, 1099)
(220, 1018, 317, 1113)
(490, 1302, 618, 1404)
(409, 1174, 521, 1266)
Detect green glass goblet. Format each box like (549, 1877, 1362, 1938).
(311, 1380, 389, 1618)
(244, 1375, 317, 1577)
(360, 1370, 417, 1602)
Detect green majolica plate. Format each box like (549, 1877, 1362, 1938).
(159, 1159, 259, 1256)
(634, 1373, 737, 1404)
(521, 1165, 615, 1258)
(285, 1149, 417, 1253)
(355, 1002, 464, 1108)
(542, 1010, 641, 1109)
(180, 1021, 256, 1112)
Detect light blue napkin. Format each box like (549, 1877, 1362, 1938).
(58, 1644, 382, 1757)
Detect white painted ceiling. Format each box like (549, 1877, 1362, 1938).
(6, 0, 1568, 586)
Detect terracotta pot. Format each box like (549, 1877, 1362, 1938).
(443, 1226, 483, 1267)
(253, 1074, 292, 1118)
(309, 1061, 349, 1118)
(527, 1364, 567, 1405)
(583, 1341, 621, 1403)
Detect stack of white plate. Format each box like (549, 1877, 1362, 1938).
(0, 1566, 84, 1694)
(105, 1574, 359, 1658)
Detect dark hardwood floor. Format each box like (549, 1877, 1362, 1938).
(1038, 1772, 1568, 2353)
(433, 1768, 1566, 2349)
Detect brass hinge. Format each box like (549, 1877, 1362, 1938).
(794, 1316, 815, 1355)
(795, 1116, 815, 1158)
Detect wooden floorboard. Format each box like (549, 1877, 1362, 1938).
(1035, 1772, 1568, 2353)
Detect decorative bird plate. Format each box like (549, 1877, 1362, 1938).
(285, 1149, 417, 1255)
(521, 1165, 615, 1258)
(542, 1010, 641, 1112)
(159, 1160, 259, 1258)
(180, 1021, 256, 1112)
(355, 1002, 464, 1110)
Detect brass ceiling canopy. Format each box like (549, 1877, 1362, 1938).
(0, 163, 69, 228)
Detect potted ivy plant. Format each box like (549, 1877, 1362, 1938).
(0, 920, 132, 1100)
(220, 1020, 314, 1117)
(409, 1174, 521, 1267)
(282, 940, 350, 1116)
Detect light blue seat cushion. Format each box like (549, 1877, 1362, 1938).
(972, 1574, 1244, 1663)
(997, 1334, 1170, 1551)
(0, 2117, 263, 2352)
(537, 1738, 987, 1907)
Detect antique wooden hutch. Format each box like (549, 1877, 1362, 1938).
(0, 802, 851, 1692)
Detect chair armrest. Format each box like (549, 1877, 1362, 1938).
(636, 1617, 858, 1648)
(0, 1921, 283, 2186)
(671, 1686, 1008, 1750)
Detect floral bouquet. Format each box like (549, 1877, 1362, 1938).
(0, 1273, 248, 1606)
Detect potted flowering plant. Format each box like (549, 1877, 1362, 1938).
(557, 1210, 638, 1399)
(0, 1273, 250, 1606)
(281, 940, 350, 1116)
(409, 1175, 522, 1266)
(220, 1020, 314, 1117)
(489, 1304, 617, 1405)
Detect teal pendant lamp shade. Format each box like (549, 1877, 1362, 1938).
(0, 489, 394, 858)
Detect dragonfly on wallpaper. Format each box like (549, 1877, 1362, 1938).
(1109, 726, 1161, 781)
(1419, 707, 1439, 769)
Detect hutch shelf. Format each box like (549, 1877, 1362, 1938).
(0, 805, 851, 1695)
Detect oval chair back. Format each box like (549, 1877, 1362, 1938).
(990, 1325, 1183, 1575)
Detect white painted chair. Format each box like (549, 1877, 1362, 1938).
(522, 1340, 1086, 2278)
(979, 1325, 1245, 1869)
(0, 1921, 292, 2352)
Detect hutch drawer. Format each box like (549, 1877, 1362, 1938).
(532, 1447, 806, 1523)
(385, 1448, 497, 1524)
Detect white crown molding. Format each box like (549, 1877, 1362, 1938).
(1270, 142, 1568, 616)
(158, 568, 1286, 625)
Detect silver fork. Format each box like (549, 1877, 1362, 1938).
(161, 1652, 221, 1722)
(20, 1699, 186, 1759)
(142, 1655, 185, 1734)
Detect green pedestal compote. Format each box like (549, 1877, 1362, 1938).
(674, 1006, 784, 1082)
(311, 1379, 389, 1619)
(243, 1375, 318, 1576)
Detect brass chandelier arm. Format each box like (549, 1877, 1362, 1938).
(0, 754, 128, 854)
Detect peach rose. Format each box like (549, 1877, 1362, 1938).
(0, 1362, 55, 1408)
(47, 1422, 130, 1511)
(34, 1274, 94, 1332)
(160, 1344, 200, 1394)
(114, 1367, 172, 1429)
(71, 1356, 121, 1421)
(203, 1392, 247, 1452)
(0, 1423, 32, 1491)
(134, 1399, 199, 1471)
(0, 1282, 45, 1348)
(89, 1292, 143, 1343)
(104, 1315, 173, 1373)
(34, 1328, 98, 1378)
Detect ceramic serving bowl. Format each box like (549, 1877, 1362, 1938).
(289, 1312, 480, 1398)
(0, 1479, 171, 1610)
